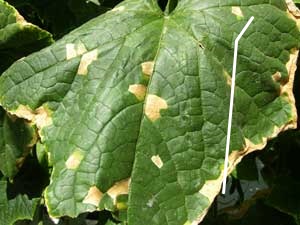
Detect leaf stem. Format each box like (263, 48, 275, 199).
(165, 0, 178, 15)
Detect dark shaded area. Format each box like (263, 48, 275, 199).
(6, 148, 50, 199)
(157, 0, 168, 12)
(202, 200, 297, 225)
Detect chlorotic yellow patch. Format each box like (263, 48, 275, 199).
(65, 150, 84, 169)
(232, 6, 244, 19)
(77, 49, 98, 75)
(66, 42, 88, 60)
(128, 84, 147, 101)
(66, 44, 77, 60)
(12, 105, 52, 130)
(83, 186, 103, 206)
(141, 61, 154, 76)
(151, 155, 163, 168)
(107, 178, 130, 204)
(145, 94, 168, 121)
(223, 70, 232, 86)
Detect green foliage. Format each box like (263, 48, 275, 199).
(0, 0, 53, 73)
(0, 0, 300, 225)
(0, 179, 40, 225)
(0, 107, 36, 178)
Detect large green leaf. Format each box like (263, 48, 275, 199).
(0, 107, 37, 178)
(0, 0, 299, 224)
(0, 179, 39, 225)
(0, 0, 53, 73)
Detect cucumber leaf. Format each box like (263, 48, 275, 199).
(0, 0, 299, 224)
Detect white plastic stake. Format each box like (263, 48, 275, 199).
(222, 16, 254, 195)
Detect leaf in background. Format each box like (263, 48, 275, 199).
(6, 0, 124, 39)
(0, 107, 37, 178)
(202, 200, 297, 225)
(6, 154, 50, 200)
(0, 0, 53, 74)
(0, 0, 299, 224)
(266, 177, 300, 225)
(260, 130, 300, 225)
(0, 179, 40, 225)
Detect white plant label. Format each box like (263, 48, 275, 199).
(222, 16, 254, 195)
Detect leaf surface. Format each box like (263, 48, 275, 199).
(0, 0, 299, 224)
(266, 177, 300, 224)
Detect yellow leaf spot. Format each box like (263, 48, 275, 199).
(66, 42, 88, 60)
(145, 95, 168, 121)
(83, 186, 103, 206)
(223, 70, 232, 86)
(35, 107, 53, 130)
(107, 178, 130, 204)
(66, 44, 77, 60)
(151, 155, 163, 168)
(141, 61, 154, 76)
(232, 6, 244, 18)
(116, 202, 127, 210)
(76, 42, 88, 55)
(77, 49, 98, 75)
(128, 84, 147, 101)
(112, 6, 125, 12)
(65, 150, 84, 169)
